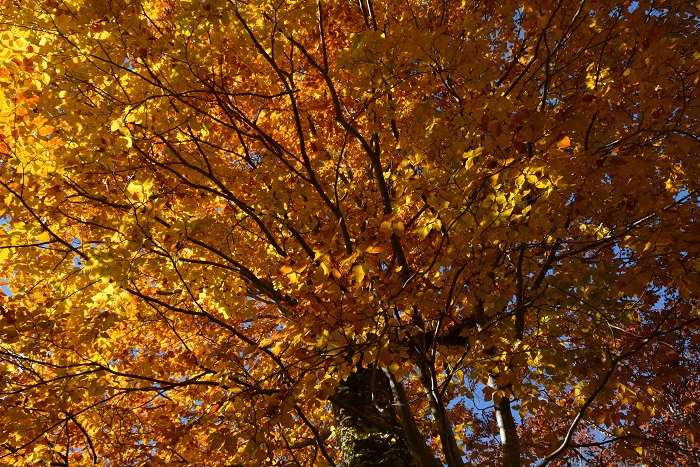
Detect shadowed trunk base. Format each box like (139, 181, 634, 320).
(331, 367, 416, 467)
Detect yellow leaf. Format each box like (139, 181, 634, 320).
(352, 264, 367, 283)
(271, 341, 285, 356)
(36, 231, 51, 243)
(379, 220, 393, 235)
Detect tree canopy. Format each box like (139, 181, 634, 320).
(1, 0, 699, 465)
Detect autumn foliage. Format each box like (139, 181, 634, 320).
(1, 0, 699, 465)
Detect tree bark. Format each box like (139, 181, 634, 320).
(412, 358, 466, 467)
(331, 367, 416, 467)
(382, 368, 444, 467)
(488, 375, 520, 467)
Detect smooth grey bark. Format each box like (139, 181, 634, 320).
(331, 367, 416, 467)
(488, 375, 520, 467)
(412, 358, 466, 467)
(473, 297, 521, 467)
(382, 368, 444, 467)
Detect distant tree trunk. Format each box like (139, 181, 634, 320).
(331, 367, 416, 467)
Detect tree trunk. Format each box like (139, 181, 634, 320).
(331, 367, 416, 467)
(489, 375, 520, 467)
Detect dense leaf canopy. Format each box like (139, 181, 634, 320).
(1, 0, 699, 465)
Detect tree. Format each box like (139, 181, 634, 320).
(1, 0, 699, 465)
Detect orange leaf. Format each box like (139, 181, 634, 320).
(38, 125, 54, 137)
